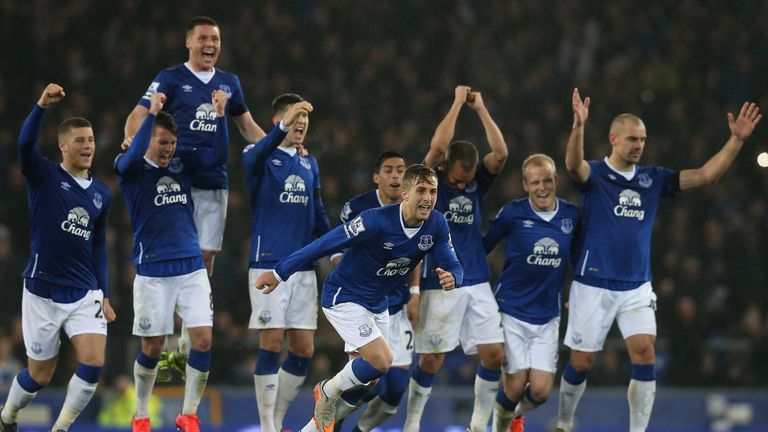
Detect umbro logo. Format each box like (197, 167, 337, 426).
(383, 242, 394, 250)
(523, 220, 534, 228)
(60, 181, 71, 190)
(271, 159, 282, 166)
(182, 84, 193, 92)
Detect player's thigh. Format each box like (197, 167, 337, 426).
(284, 270, 318, 330)
(501, 314, 532, 375)
(616, 282, 657, 339)
(563, 280, 618, 352)
(323, 302, 389, 353)
(415, 288, 470, 354)
(22, 287, 64, 361)
(191, 188, 227, 253)
(64, 290, 108, 365)
(249, 268, 290, 329)
(175, 269, 213, 328)
(528, 317, 560, 374)
(460, 282, 504, 355)
(133, 274, 178, 337)
(387, 309, 415, 367)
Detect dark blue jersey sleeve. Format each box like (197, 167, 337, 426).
(275, 217, 372, 280)
(115, 113, 156, 175)
(483, 206, 510, 253)
(311, 158, 331, 237)
(433, 217, 464, 286)
(242, 125, 288, 176)
(18, 105, 47, 180)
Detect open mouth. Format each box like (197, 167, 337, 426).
(202, 49, 216, 60)
(418, 203, 431, 213)
(294, 125, 305, 136)
(389, 182, 401, 190)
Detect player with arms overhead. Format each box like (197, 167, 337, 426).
(556, 88, 761, 432)
(406, 85, 508, 432)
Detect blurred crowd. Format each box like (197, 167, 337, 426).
(1, 0, 767, 391)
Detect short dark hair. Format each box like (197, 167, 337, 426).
(154, 111, 177, 136)
(57, 117, 92, 140)
(374, 151, 405, 173)
(187, 16, 219, 36)
(272, 93, 305, 115)
(403, 164, 437, 190)
(445, 141, 478, 172)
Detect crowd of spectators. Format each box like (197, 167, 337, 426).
(1, 0, 767, 390)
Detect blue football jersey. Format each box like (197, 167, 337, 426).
(340, 190, 411, 314)
(19, 105, 112, 303)
(243, 126, 329, 271)
(275, 204, 464, 314)
(484, 198, 580, 324)
(573, 159, 677, 290)
(421, 162, 494, 290)
(116, 112, 228, 277)
(137, 64, 248, 190)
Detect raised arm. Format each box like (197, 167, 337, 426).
(566, 88, 591, 183)
(232, 111, 267, 143)
(425, 85, 470, 167)
(19, 84, 65, 177)
(467, 91, 508, 175)
(115, 93, 166, 174)
(122, 104, 150, 150)
(678, 102, 762, 191)
(242, 101, 314, 174)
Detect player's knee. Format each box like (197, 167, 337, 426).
(191, 335, 212, 352)
(291, 345, 314, 358)
(29, 368, 54, 386)
(529, 383, 552, 404)
(366, 350, 393, 373)
(482, 347, 505, 370)
(419, 353, 444, 373)
(569, 351, 595, 372)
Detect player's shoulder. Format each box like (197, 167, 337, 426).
(91, 176, 112, 196)
(157, 64, 186, 78)
(352, 189, 379, 207)
(213, 67, 241, 84)
(557, 197, 579, 212)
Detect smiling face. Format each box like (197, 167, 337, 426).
(186, 24, 220, 71)
(59, 127, 95, 175)
(374, 156, 406, 204)
(285, 109, 309, 147)
(401, 165, 439, 225)
(523, 159, 558, 212)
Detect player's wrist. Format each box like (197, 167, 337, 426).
(279, 120, 290, 132)
(409, 285, 420, 295)
(272, 269, 283, 283)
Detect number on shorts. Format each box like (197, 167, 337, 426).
(94, 300, 104, 319)
(405, 330, 414, 350)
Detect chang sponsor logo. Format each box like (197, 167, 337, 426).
(376, 257, 412, 277)
(189, 103, 218, 132)
(61, 207, 91, 240)
(444, 195, 474, 224)
(614, 189, 645, 220)
(154, 176, 187, 206)
(527, 237, 562, 267)
(279, 175, 309, 205)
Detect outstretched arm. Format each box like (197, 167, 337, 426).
(566, 88, 591, 183)
(467, 91, 508, 174)
(679, 102, 762, 191)
(425, 85, 470, 168)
